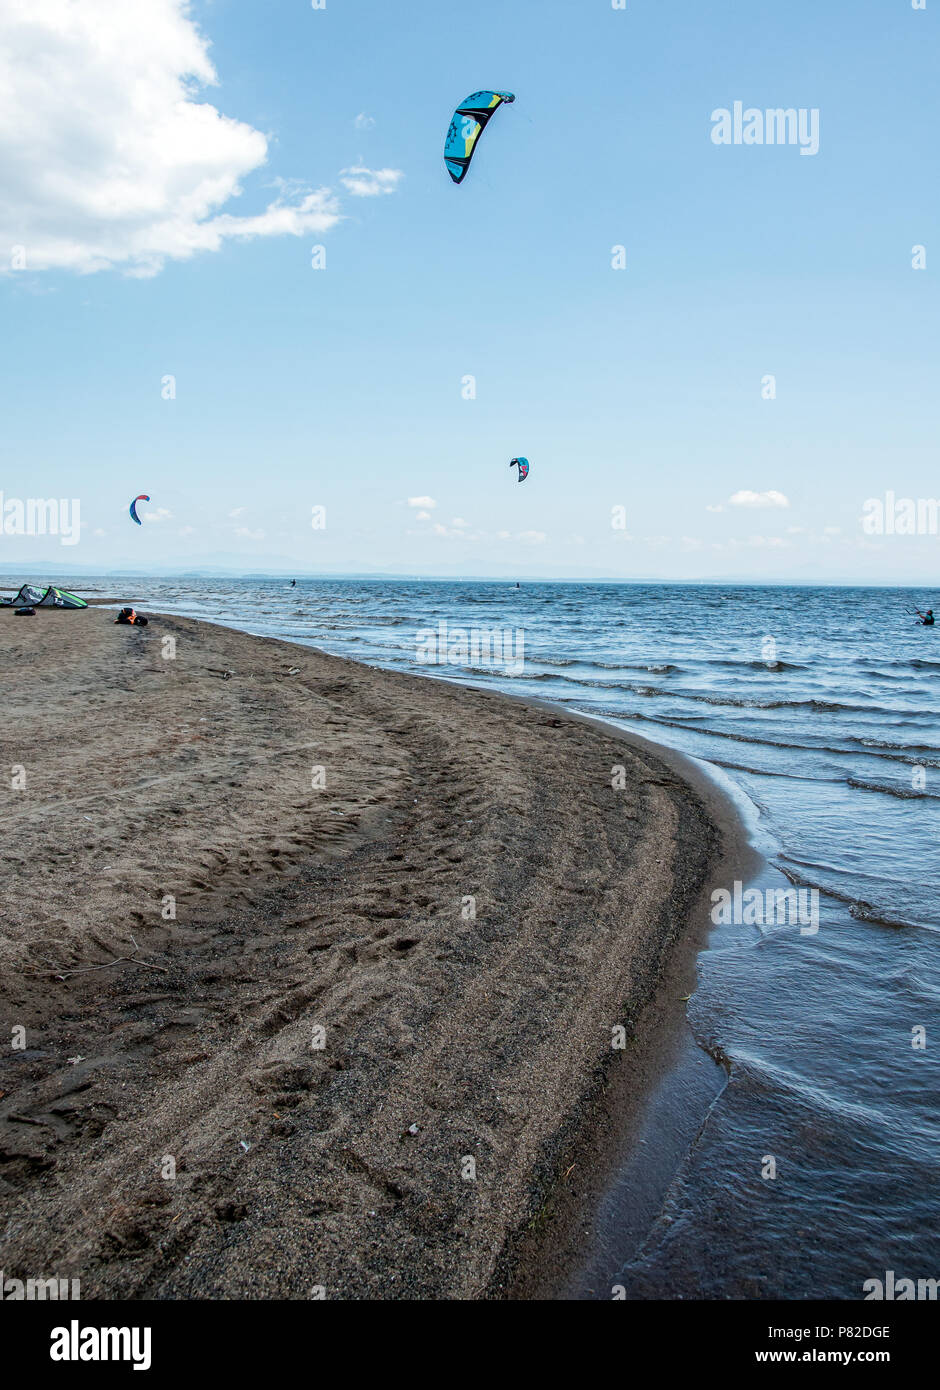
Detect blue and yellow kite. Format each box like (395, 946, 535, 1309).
(444, 90, 515, 184)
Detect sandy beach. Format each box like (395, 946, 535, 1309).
(0, 605, 720, 1299)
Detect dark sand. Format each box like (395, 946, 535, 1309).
(0, 606, 721, 1299)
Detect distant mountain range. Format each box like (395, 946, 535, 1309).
(0, 556, 922, 589)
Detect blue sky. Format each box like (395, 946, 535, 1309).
(1, 0, 938, 581)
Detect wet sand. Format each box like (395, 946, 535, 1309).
(502, 716, 763, 1298)
(0, 605, 721, 1299)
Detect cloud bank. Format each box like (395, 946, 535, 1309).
(707, 490, 790, 513)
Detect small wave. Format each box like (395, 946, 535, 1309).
(538, 657, 680, 674)
(703, 658, 809, 673)
(847, 777, 940, 800)
(778, 863, 930, 932)
(849, 900, 913, 928)
(852, 737, 940, 764)
(711, 759, 839, 783)
(522, 674, 879, 711)
(647, 688, 904, 714)
(718, 1051, 900, 1131)
(587, 710, 899, 763)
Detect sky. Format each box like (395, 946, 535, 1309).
(0, 0, 938, 582)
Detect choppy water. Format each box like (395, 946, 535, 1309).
(15, 575, 938, 1298)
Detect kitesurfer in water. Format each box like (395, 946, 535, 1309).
(916, 608, 934, 626)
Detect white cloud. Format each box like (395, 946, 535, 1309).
(353, 113, 375, 131)
(143, 507, 172, 522)
(728, 490, 790, 509)
(207, 190, 340, 245)
(339, 166, 404, 197)
(414, 510, 431, 521)
(408, 496, 436, 509)
(493, 529, 547, 544)
(728, 534, 788, 549)
(0, 0, 346, 276)
(426, 518, 483, 540)
(705, 503, 725, 514)
(178, 524, 195, 535)
(234, 526, 265, 540)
